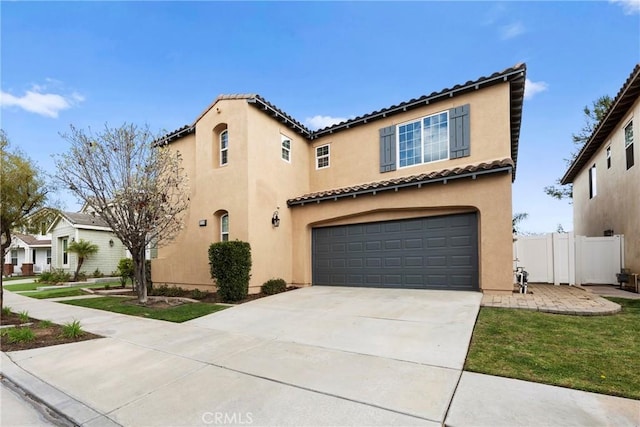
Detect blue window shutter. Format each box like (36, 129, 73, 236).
(449, 104, 470, 159)
(379, 125, 397, 172)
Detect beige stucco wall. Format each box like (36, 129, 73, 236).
(309, 84, 511, 192)
(573, 97, 639, 273)
(154, 80, 516, 293)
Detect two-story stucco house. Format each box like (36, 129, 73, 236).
(152, 64, 526, 294)
(562, 63, 640, 275)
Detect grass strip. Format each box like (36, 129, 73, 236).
(465, 297, 639, 400)
(62, 296, 227, 322)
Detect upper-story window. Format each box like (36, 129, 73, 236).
(625, 120, 634, 170)
(398, 111, 449, 168)
(220, 130, 229, 166)
(589, 164, 597, 199)
(316, 145, 330, 169)
(281, 135, 291, 162)
(606, 146, 611, 169)
(220, 213, 229, 242)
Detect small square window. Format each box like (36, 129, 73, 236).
(316, 145, 330, 169)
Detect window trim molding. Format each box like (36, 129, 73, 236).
(220, 129, 229, 166)
(396, 110, 450, 170)
(281, 134, 291, 163)
(220, 213, 229, 242)
(315, 144, 330, 170)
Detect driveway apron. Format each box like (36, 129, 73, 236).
(2, 286, 481, 426)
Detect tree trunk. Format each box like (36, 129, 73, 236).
(132, 246, 147, 304)
(1, 234, 12, 309)
(74, 257, 84, 281)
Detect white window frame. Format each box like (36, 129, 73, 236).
(397, 110, 450, 169)
(11, 249, 18, 266)
(316, 144, 330, 169)
(46, 249, 52, 265)
(62, 237, 69, 266)
(624, 120, 634, 149)
(281, 135, 291, 163)
(220, 214, 229, 242)
(220, 130, 229, 166)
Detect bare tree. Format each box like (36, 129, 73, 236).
(1, 130, 52, 307)
(54, 123, 189, 303)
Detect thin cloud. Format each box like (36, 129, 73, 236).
(610, 0, 640, 14)
(500, 21, 525, 40)
(305, 115, 349, 130)
(0, 84, 84, 118)
(524, 79, 549, 100)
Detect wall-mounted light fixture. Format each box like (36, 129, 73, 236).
(271, 208, 280, 228)
(109, 239, 114, 247)
(604, 229, 614, 237)
(199, 219, 207, 227)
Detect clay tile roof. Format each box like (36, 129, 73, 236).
(561, 63, 640, 184)
(287, 158, 514, 206)
(14, 233, 51, 247)
(156, 64, 526, 176)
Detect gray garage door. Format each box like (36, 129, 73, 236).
(312, 213, 478, 290)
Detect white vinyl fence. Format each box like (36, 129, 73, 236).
(513, 233, 624, 285)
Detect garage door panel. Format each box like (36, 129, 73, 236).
(313, 213, 478, 290)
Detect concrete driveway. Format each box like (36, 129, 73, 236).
(3, 286, 481, 426)
(187, 286, 482, 424)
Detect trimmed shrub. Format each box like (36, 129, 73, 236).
(150, 284, 186, 297)
(209, 241, 252, 303)
(190, 289, 208, 300)
(92, 268, 104, 278)
(117, 258, 134, 288)
(76, 271, 88, 282)
(145, 259, 152, 292)
(38, 269, 71, 284)
(261, 278, 287, 295)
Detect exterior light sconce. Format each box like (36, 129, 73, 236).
(271, 208, 280, 228)
(604, 229, 614, 237)
(199, 219, 207, 227)
(109, 239, 114, 247)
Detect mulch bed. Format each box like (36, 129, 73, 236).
(1, 312, 102, 352)
(97, 286, 300, 304)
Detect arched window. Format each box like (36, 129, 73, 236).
(220, 130, 229, 166)
(220, 213, 229, 241)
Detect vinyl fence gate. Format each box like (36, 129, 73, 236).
(513, 233, 624, 285)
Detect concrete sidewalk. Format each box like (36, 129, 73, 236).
(1, 289, 639, 427)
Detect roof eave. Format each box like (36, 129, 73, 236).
(561, 64, 640, 185)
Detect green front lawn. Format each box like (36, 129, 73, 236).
(465, 298, 640, 400)
(3, 281, 39, 291)
(61, 296, 227, 322)
(7, 281, 120, 294)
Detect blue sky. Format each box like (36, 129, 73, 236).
(1, 1, 639, 233)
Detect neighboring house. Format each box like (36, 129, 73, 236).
(3, 207, 56, 276)
(48, 210, 127, 277)
(3, 233, 52, 276)
(153, 64, 526, 294)
(561, 63, 640, 275)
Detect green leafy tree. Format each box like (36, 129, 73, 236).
(512, 212, 529, 234)
(545, 95, 613, 200)
(67, 239, 99, 281)
(54, 123, 189, 303)
(0, 131, 51, 307)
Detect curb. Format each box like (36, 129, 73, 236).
(1, 352, 121, 426)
